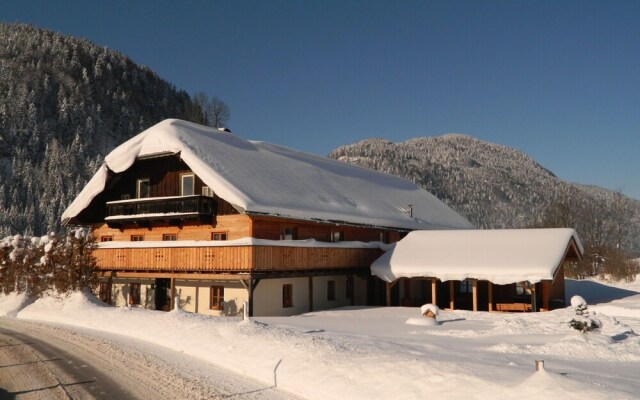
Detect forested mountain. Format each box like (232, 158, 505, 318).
(0, 23, 207, 236)
(329, 134, 640, 252)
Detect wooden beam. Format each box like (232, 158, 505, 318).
(472, 279, 478, 312)
(449, 281, 455, 310)
(112, 271, 251, 281)
(170, 277, 176, 311)
(247, 277, 261, 317)
(488, 281, 493, 312)
(386, 282, 392, 306)
(541, 281, 550, 311)
(308, 277, 313, 312)
(431, 278, 437, 305)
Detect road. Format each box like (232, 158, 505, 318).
(0, 318, 299, 399)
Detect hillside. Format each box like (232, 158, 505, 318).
(0, 23, 207, 235)
(329, 135, 640, 251)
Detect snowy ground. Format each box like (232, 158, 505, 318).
(2, 278, 640, 400)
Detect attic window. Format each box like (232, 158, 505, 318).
(137, 178, 150, 198)
(181, 174, 195, 196)
(331, 231, 344, 242)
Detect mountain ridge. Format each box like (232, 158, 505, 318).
(329, 134, 640, 251)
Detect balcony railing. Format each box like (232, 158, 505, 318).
(105, 195, 215, 226)
(93, 245, 382, 273)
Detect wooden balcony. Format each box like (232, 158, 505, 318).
(105, 195, 215, 228)
(93, 245, 382, 273)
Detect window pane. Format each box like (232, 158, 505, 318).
(182, 175, 194, 196)
(137, 179, 150, 198)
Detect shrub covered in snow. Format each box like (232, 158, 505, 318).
(420, 303, 440, 317)
(568, 295, 602, 333)
(0, 228, 98, 298)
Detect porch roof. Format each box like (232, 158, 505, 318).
(371, 228, 583, 285)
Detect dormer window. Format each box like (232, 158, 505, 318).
(181, 174, 195, 196)
(137, 178, 150, 198)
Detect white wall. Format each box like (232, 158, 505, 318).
(253, 277, 309, 316)
(109, 278, 155, 309)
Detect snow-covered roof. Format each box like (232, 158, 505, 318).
(62, 119, 473, 230)
(371, 228, 583, 285)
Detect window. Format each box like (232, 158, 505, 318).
(137, 178, 150, 198)
(327, 280, 336, 301)
(100, 236, 113, 242)
(379, 231, 389, 244)
(202, 186, 214, 197)
(163, 234, 177, 241)
(131, 235, 144, 241)
(99, 282, 111, 304)
(282, 284, 293, 308)
(211, 232, 228, 241)
(209, 286, 224, 310)
(331, 231, 344, 242)
(280, 227, 296, 240)
(459, 279, 472, 294)
(516, 282, 532, 296)
(181, 174, 195, 196)
(129, 283, 141, 305)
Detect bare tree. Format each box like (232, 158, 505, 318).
(192, 92, 231, 129)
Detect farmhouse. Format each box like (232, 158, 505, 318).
(62, 119, 581, 316)
(62, 119, 473, 316)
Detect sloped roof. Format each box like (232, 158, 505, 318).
(371, 228, 583, 285)
(62, 119, 473, 230)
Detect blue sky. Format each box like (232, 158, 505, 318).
(2, 1, 639, 199)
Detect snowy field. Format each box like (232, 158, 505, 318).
(2, 278, 640, 400)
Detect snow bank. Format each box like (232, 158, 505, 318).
(11, 287, 640, 400)
(0, 292, 32, 317)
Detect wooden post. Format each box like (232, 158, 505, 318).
(169, 277, 176, 311)
(308, 277, 313, 312)
(194, 281, 199, 313)
(449, 281, 455, 310)
(350, 275, 355, 306)
(107, 273, 113, 305)
(431, 278, 437, 305)
(472, 279, 478, 311)
(241, 277, 261, 317)
(386, 282, 392, 306)
(541, 281, 550, 311)
(530, 284, 537, 312)
(488, 281, 493, 312)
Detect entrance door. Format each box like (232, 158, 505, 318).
(155, 278, 171, 311)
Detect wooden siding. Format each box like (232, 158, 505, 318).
(93, 214, 252, 242)
(252, 246, 381, 271)
(93, 245, 380, 273)
(250, 215, 401, 243)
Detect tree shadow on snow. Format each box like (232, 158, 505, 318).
(565, 279, 638, 304)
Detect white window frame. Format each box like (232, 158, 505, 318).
(136, 178, 150, 198)
(181, 173, 195, 196)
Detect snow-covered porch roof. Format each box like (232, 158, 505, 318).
(371, 228, 583, 285)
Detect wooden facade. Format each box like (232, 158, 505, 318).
(93, 245, 381, 273)
(74, 154, 400, 316)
